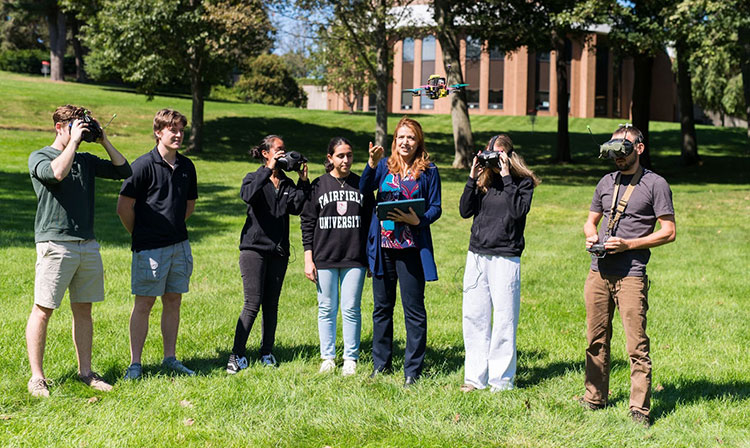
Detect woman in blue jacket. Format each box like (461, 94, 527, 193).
(360, 116, 442, 387)
(458, 134, 539, 392)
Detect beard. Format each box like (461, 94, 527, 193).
(615, 156, 636, 171)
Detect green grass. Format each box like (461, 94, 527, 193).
(1, 70, 749, 447)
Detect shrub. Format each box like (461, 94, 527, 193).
(234, 54, 307, 108)
(0, 49, 75, 75)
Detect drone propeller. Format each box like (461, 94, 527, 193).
(448, 83, 469, 89)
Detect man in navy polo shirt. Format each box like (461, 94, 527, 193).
(116, 108, 198, 380)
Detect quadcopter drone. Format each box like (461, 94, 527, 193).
(403, 70, 469, 100)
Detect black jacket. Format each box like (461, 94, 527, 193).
(459, 174, 534, 257)
(238, 165, 311, 256)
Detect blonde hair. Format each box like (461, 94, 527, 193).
(477, 134, 541, 192)
(387, 117, 431, 179)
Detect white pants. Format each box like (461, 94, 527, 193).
(462, 251, 521, 390)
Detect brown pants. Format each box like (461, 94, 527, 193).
(584, 270, 651, 415)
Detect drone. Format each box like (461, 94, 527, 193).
(403, 66, 469, 100)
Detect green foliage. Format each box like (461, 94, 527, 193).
(0, 48, 75, 74)
(234, 53, 307, 108)
(83, 0, 273, 95)
(0, 0, 49, 51)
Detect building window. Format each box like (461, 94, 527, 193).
(595, 43, 609, 117)
(369, 92, 377, 112)
(465, 36, 481, 109)
(401, 38, 414, 110)
(535, 52, 550, 111)
(420, 35, 436, 110)
(489, 46, 504, 110)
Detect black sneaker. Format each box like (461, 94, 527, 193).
(629, 410, 651, 427)
(226, 354, 248, 374)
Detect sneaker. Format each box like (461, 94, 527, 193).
(460, 383, 477, 393)
(490, 383, 514, 392)
(27, 377, 51, 397)
(226, 354, 248, 375)
(578, 397, 606, 411)
(78, 371, 113, 392)
(123, 363, 143, 380)
(629, 410, 651, 427)
(342, 360, 357, 377)
(162, 357, 196, 376)
(319, 359, 336, 374)
(260, 354, 277, 368)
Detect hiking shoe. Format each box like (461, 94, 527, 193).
(27, 377, 51, 397)
(629, 410, 651, 427)
(260, 354, 277, 368)
(578, 397, 606, 411)
(123, 363, 143, 380)
(319, 359, 336, 374)
(78, 371, 113, 392)
(162, 357, 196, 376)
(342, 360, 357, 377)
(226, 354, 248, 375)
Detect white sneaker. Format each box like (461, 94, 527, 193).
(342, 360, 357, 377)
(319, 359, 336, 373)
(260, 354, 277, 368)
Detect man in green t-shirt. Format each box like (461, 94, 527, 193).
(26, 105, 131, 397)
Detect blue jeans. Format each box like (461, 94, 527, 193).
(317, 267, 366, 360)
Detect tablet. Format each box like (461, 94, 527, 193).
(376, 198, 425, 221)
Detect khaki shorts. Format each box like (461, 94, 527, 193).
(131, 240, 193, 297)
(34, 240, 105, 309)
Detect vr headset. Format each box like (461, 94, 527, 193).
(591, 124, 640, 159)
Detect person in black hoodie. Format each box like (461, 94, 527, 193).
(226, 135, 310, 374)
(300, 137, 374, 376)
(458, 134, 539, 392)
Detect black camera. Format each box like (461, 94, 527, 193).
(587, 243, 607, 258)
(476, 150, 500, 168)
(69, 109, 102, 143)
(277, 151, 308, 172)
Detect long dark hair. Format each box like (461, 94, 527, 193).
(324, 136, 353, 173)
(250, 135, 282, 161)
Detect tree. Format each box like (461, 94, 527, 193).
(84, 0, 273, 152)
(0, 1, 48, 51)
(235, 53, 307, 107)
(315, 21, 375, 113)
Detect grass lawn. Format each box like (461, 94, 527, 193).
(0, 71, 749, 447)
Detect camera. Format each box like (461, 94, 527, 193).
(276, 151, 308, 172)
(476, 150, 501, 168)
(69, 109, 102, 143)
(587, 243, 607, 258)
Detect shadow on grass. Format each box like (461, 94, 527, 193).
(195, 116, 749, 186)
(652, 379, 750, 420)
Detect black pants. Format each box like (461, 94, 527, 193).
(232, 249, 288, 357)
(371, 248, 427, 378)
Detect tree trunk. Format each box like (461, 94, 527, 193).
(739, 24, 750, 138)
(676, 43, 699, 165)
(554, 33, 571, 163)
(188, 69, 204, 153)
(373, 0, 388, 148)
(631, 53, 653, 169)
(434, 0, 474, 169)
(47, 7, 66, 82)
(70, 17, 87, 82)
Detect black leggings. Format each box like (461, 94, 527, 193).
(232, 249, 288, 357)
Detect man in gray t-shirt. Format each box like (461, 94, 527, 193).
(580, 124, 676, 427)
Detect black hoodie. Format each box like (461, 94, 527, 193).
(459, 174, 534, 257)
(238, 165, 311, 256)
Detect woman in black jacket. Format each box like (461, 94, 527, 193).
(227, 135, 310, 373)
(458, 134, 539, 392)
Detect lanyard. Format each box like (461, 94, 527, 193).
(606, 166, 643, 238)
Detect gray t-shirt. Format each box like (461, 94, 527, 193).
(589, 168, 674, 277)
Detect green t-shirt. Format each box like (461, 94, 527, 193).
(28, 146, 132, 243)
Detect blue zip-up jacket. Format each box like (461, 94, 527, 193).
(359, 157, 442, 281)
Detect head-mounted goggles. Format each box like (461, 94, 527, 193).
(598, 138, 635, 159)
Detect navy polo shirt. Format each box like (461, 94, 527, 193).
(120, 146, 198, 252)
